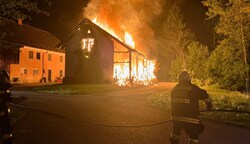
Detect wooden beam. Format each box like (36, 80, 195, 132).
(114, 61, 129, 63)
(114, 51, 129, 53)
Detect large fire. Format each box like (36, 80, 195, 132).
(92, 17, 156, 86)
(124, 32, 135, 48)
(92, 17, 135, 48)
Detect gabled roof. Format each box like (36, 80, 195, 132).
(58, 18, 146, 58)
(0, 18, 63, 52)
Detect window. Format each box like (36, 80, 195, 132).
(36, 52, 41, 60)
(82, 38, 94, 58)
(48, 54, 52, 61)
(60, 70, 63, 77)
(60, 56, 63, 62)
(29, 51, 33, 59)
(21, 68, 28, 75)
(33, 69, 39, 75)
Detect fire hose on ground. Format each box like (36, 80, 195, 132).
(10, 103, 250, 128)
(200, 109, 250, 114)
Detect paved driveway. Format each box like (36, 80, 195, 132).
(10, 83, 250, 144)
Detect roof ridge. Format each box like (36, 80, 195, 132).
(1, 17, 60, 42)
(1, 18, 62, 52)
(21, 24, 60, 41)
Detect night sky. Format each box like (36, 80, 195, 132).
(27, 0, 212, 47)
(28, 0, 89, 40)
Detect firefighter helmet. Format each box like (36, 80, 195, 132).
(177, 71, 191, 81)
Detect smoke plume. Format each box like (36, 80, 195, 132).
(83, 0, 166, 58)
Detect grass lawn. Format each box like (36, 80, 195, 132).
(147, 85, 250, 128)
(31, 83, 138, 95)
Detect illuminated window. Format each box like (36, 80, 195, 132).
(21, 68, 27, 75)
(82, 38, 94, 54)
(29, 51, 33, 59)
(33, 69, 39, 75)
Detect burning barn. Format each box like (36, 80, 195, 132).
(59, 18, 155, 85)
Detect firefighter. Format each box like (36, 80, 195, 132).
(169, 71, 212, 144)
(0, 69, 13, 144)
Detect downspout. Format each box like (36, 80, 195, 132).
(42, 50, 48, 82)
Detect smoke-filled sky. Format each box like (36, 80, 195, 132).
(29, 0, 211, 55)
(83, 0, 166, 56)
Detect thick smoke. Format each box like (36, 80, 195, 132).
(83, 0, 166, 58)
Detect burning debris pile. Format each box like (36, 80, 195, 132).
(83, 0, 165, 86)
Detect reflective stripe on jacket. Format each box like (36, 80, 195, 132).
(171, 116, 200, 124)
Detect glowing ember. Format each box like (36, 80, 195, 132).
(114, 64, 130, 86)
(114, 60, 156, 86)
(133, 60, 156, 85)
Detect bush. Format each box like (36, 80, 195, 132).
(169, 58, 185, 81)
(186, 41, 210, 85)
(206, 41, 246, 91)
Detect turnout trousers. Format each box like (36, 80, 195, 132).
(170, 121, 204, 144)
(0, 115, 12, 144)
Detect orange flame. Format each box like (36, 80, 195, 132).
(92, 17, 135, 48)
(91, 17, 156, 86)
(92, 17, 122, 41)
(124, 32, 135, 48)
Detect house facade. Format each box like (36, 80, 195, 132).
(0, 18, 65, 84)
(10, 46, 65, 83)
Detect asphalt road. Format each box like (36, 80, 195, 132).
(9, 83, 250, 144)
